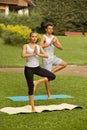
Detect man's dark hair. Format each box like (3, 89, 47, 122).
(44, 22, 54, 29)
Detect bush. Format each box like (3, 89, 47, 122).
(1, 30, 28, 46)
(0, 12, 43, 31)
(0, 23, 41, 46)
(1, 30, 12, 44)
(0, 27, 3, 37)
(5, 24, 32, 39)
(0, 37, 4, 44)
(0, 24, 31, 45)
(10, 33, 28, 46)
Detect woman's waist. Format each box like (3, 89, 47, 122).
(25, 61, 39, 67)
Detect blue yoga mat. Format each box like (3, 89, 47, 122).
(7, 94, 73, 101)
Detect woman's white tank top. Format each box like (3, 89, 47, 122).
(25, 44, 40, 67)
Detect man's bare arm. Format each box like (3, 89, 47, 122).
(53, 37, 63, 50)
(40, 36, 54, 48)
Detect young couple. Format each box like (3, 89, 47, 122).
(22, 22, 67, 112)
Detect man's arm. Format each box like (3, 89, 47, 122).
(53, 37, 63, 50)
(40, 36, 53, 48)
(38, 46, 48, 58)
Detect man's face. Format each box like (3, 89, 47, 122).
(45, 25, 53, 34)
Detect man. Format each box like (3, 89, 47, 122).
(40, 22, 67, 74)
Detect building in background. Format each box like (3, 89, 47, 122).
(0, 0, 36, 15)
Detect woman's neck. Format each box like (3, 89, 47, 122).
(29, 42, 35, 45)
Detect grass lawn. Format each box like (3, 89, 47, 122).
(0, 72, 87, 130)
(0, 36, 87, 67)
(0, 36, 87, 130)
(57, 36, 87, 65)
(0, 38, 25, 67)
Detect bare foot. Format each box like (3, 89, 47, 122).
(48, 96, 51, 99)
(32, 107, 36, 112)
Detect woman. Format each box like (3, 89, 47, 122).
(22, 31, 56, 112)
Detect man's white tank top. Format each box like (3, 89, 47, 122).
(25, 44, 40, 67)
(43, 35, 55, 63)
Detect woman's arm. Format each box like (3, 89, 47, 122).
(21, 44, 36, 58)
(37, 46, 48, 58)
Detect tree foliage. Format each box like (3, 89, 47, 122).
(0, 0, 87, 35)
(34, 0, 87, 35)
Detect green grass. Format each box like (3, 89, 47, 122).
(0, 36, 87, 67)
(0, 72, 87, 130)
(57, 36, 87, 65)
(0, 36, 87, 129)
(0, 38, 25, 67)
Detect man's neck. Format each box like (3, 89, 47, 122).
(46, 33, 52, 37)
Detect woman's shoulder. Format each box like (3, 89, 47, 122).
(36, 44, 41, 50)
(36, 44, 40, 47)
(22, 44, 28, 48)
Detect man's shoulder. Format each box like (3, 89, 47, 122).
(41, 35, 46, 40)
(42, 34, 46, 38)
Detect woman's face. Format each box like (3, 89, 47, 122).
(30, 33, 37, 43)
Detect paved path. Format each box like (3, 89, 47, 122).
(56, 65, 87, 77)
(0, 65, 87, 77)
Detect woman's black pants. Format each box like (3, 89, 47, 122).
(24, 66, 56, 95)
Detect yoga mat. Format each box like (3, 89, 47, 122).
(7, 94, 73, 101)
(0, 103, 82, 115)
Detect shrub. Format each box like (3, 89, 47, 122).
(1, 30, 12, 44)
(5, 24, 32, 39)
(0, 27, 3, 37)
(0, 13, 43, 31)
(0, 23, 41, 46)
(1, 30, 28, 46)
(10, 33, 28, 46)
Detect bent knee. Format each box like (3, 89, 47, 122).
(64, 62, 67, 67)
(44, 77, 48, 82)
(48, 74, 56, 81)
(61, 61, 67, 67)
(52, 74, 56, 80)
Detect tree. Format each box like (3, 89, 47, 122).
(34, 0, 87, 34)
